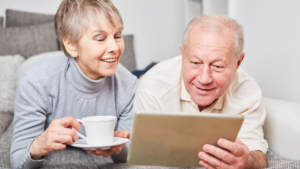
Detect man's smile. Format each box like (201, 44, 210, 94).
(194, 85, 215, 94)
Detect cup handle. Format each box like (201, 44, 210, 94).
(73, 119, 88, 142)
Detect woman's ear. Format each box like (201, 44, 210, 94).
(63, 36, 79, 58)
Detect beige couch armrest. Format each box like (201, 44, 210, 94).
(262, 97, 300, 160)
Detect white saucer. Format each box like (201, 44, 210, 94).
(70, 137, 129, 150)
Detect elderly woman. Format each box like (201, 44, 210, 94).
(10, 0, 138, 168)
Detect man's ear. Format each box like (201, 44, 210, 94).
(237, 53, 245, 69)
(63, 37, 79, 58)
(180, 44, 184, 59)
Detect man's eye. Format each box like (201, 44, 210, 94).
(190, 61, 202, 68)
(190, 61, 200, 65)
(212, 65, 224, 71)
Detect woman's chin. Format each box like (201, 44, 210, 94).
(99, 69, 117, 77)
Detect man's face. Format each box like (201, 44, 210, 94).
(69, 13, 124, 80)
(181, 27, 244, 110)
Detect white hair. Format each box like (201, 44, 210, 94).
(182, 15, 244, 58)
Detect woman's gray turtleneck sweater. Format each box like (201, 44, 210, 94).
(10, 55, 138, 169)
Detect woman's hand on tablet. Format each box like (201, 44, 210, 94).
(29, 117, 81, 160)
(85, 130, 130, 157)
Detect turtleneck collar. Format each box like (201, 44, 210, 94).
(66, 57, 106, 94)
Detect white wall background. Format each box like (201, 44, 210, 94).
(203, 0, 300, 104)
(112, 0, 184, 69)
(0, 0, 185, 70)
(0, 0, 62, 15)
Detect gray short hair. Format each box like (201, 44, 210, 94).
(182, 15, 244, 57)
(54, 0, 123, 56)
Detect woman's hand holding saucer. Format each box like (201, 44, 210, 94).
(29, 117, 81, 160)
(85, 130, 130, 157)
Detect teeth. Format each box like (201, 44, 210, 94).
(102, 59, 116, 62)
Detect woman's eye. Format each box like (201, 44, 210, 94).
(115, 34, 122, 39)
(96, 37, 105, 41)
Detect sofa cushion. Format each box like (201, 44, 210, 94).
(41, 150, 300, 169)
(0, 55, 24, 113)
(120, 35, 137, 72)
(16, 51, 64, 80)
(0, 112, 13, 137)
(5, 9, 61, 50)
(0, 118, 13, 168)
(0, 17, 3, 27)
(5, 9, 54, 27)
(0, 22, 58, 59)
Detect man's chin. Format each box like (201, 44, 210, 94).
(193, 98, 216, 109)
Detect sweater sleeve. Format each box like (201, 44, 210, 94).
(116, 78, 138, 132)
(110, 75, 138, 163)
(10, 74, 48, 169)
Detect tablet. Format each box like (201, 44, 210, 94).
(127, 111, 244, 167)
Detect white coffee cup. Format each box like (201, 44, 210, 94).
(74, 116, 117, 146)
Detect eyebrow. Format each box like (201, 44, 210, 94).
(92, 27, 124, 34)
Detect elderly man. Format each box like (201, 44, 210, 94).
(133, 15, 268, 169)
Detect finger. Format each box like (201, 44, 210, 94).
(46, 142, 67, 151)
(199, 151, 229, 169)
(235, 139, 246, 145)
(86, 149, 113, 157)
(94, 149, 113, 157)
(56, 135, 73, 145)
(86, 150, 100, 155)
(202, 144, 236, 164)
(199, 160, 215, 169)
(111, 145, 122, 154)
(57, 128, 79, 142)
(58, 117, 81, 132)
(218, 138, 246, 157)
(123, 130, 131, 139)
(114, 130, 131, 139)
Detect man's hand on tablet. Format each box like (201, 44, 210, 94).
(198, 139, 267, 169)
(85, 130, 130, 157)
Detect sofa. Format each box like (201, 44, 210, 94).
(1, 9, 300, 169)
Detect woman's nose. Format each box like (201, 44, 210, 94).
(107, 38, 119, 54)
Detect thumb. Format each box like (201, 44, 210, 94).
(236, 139, 246, 145)
(123, 130, 130, 139)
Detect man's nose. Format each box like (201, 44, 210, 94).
(197, 65, 213, 84)
(107, 38, 119, 54)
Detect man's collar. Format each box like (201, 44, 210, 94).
(181, 77, 192, 102)
(180, 77, 224, 110)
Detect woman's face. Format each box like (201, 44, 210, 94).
(72, 14, 124, 80)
